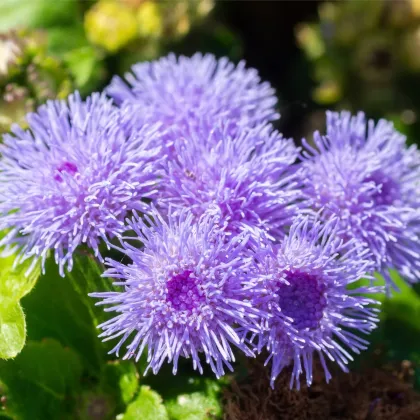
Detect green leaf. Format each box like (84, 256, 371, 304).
(0, 0, 80, 31)
(0, 256, 41, 303)
(0, 339, 82, 419)
(354, 271, 420, 389)
(74, 360, 139, 419)
(0, 299, 25, 360)
(101, 361, 139, 406)
(123, 386, 169, 420)
(143, 364, 224, 420)
(46, 25, 89, 56)
(0, 230, 41, 302)
(164, 377, 223, 420)
(10, 339, 82, 396)
(64, 46, 105, 94)
(0, 233, 41, 359)
(65, 253, 111, 326)
(378, 271, 420, 331)
(166, 392, 221, 420)
(21, 254, 112, 374)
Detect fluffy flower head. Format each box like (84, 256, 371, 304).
(253, 216, 380, 388)
(158, 121, 302, 241)
(302, 111, 420, 288)
(90, 209, 263, 378)
(107, 53, 279, 135)
(0, 92, 162, 275)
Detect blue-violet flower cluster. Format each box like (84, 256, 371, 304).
(302, 111, 420, 291)
(251, 217, 380, 388)
(91, 210, 261, 378)
(107, 53, 279, 137)
(1, 53, 419, 389)
(0, 92, 162, 275)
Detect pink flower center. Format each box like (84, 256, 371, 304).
(278, 271, 327, 330)
(54, 161, 78, 182)
(166, 270, 205, 312)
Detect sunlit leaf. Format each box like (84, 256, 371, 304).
(0, 0, 79, 31)
(166, 391, 222, 420)
(123, 386, 169, 420)
(0, 257, 41, 303)
(0, 299, 25, 359)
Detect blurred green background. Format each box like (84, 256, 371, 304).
(3, 0, 420, 143)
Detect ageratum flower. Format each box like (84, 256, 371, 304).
(252, 216, 380, 389)
(302, 111, 420, 289)
(0, 92, 162, 276)
(107, 53, 279, 136)
(90, 209, 263, 378)
(157, 121, 302, 241)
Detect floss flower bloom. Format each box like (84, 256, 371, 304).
(107, 53, 279, 135)
(90, 209, 263, 378)
(157, 121, 303, 241)
(252, 216, 381, 389)
(302, 111, 420, 289)
(0, 92, 162, 276)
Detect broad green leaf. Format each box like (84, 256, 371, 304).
(101, 361, 139, 407)
(74, 360, 138, 418)
(0, 299, 25, 359)
(21, 254, 112, 374)
(0, 339, 82, 419)
(143, 364, 224, 420)
(164, 377, 223, 420)
(0, 0, 79, 31)
(0, 256, 41, 303)
(0, 230, 41, 302)
(378, 271, 420, 331)
(0, 232, 41, 359)
(123, 386, 169, 420)
(11, 339, 82, 396)
(166, 392, 221, 420)
(354, 271, 420, 389)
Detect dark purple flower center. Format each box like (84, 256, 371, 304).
(365, 170, 400, 206)
(54, 161, 78, 182)
(218, 200, 244, 222)
(278, 271, 327, 330)
(166, 270, 205, 312)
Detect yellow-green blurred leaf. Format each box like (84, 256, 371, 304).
(0, 299, 25, 359)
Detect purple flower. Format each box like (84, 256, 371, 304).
(157, 121, 303, 241)
(0, 92, 162, 276)
(107, 53, 279, 136)
(252, 216, 381, 389)
(302, 111, 420, 289)
(90, 209, 263, 378)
